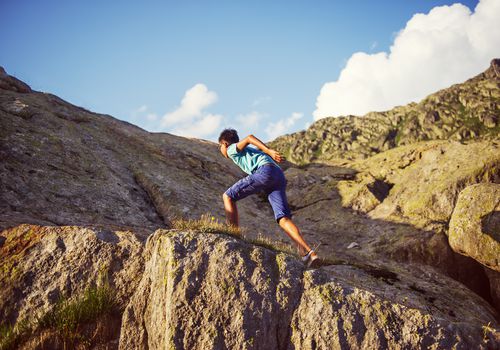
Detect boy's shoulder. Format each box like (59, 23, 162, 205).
(227, 143, 239, 157)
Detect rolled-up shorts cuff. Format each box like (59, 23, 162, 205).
(275, 213, 292, 223)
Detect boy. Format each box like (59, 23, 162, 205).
(218, 128, 320, 267)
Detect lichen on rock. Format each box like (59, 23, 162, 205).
(448, 183, 500, 271)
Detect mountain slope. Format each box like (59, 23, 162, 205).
(271, 59, 500, 163)
(0, 67, 277, 237)
(1, 66, 499, 349)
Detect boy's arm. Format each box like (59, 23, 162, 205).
(236, 134, 285, 163)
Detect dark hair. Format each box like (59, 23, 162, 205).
(218, 128, 239, 144)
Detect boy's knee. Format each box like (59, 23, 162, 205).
(277, 216, 290, 225)
(223, 192, 232, 202)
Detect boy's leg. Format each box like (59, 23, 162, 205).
(223, 171, 269, 227)
(223, 193, 239, 227)
(266, 166, 318, 259)
(278, 217, 317, 258)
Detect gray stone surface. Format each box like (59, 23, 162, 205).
(120, 229, 499, 349)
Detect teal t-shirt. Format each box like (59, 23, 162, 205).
(227, 143, 277, 175)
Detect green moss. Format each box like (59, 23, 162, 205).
(317, 285, 338, 305)
(275, 254, 287, 275)
(0, 227, 42, 283)
(220, 280, 235, 295)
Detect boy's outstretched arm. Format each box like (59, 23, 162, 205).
(236, 134, 285, 163)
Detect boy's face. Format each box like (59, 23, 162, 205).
(219, 141, 229, 158)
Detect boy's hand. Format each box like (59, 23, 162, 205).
(268, 149, 285, 163)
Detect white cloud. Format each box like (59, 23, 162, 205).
(265, 112, 303, 141)
(171, 113, 223, 138)
(161, 84, 218, 127)
(236, 111, 264, 128)
(153, 83, 223, 140)
(314, 0, 500, 120)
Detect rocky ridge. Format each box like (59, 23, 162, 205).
(271, 59, 500, 163)
(1, 225, 498, 349)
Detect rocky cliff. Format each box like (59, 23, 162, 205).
(1, 66, 499, 349)
(271, 59, 500, 163)
(1, 225, 498, 349)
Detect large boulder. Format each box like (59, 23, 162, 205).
(337, 140, 500, 234)
(0, 224, 145, 326)
(448, 183, 500, 271)
(120, 229, 499, 349)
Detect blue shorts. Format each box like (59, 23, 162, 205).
(225, 163, 292, 223)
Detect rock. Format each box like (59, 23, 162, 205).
(0, 78, 276, 237)
(484, 268, 500, 312)
(422, 110, 440, 125)
(339, 140, 500, 234)
(1, 62, 500, 349)
(120, 229, 499, 349)
(0, 224, 145, 326)
(483, 115, 498, 128)
(0, 66, 32, 93)
(337, 174, 383, 213)
(347, 242, 359, 249)
(448, 183, 500, 271)
(485, 58, 500, 79)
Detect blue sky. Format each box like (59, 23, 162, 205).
(2, 0, 490, 142)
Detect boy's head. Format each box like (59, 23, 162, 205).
(218, 128, 239, 144)
(218, 128, 239, 158)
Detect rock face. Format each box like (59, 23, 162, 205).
(448, 183, 500, 311)
(337, 140, 500, 234)
(2, 225, 498, 349)
(0, 67, 32, 93)
(120, 230, 498, 349)
(330, 140, 499, 309)
(0, 66, 277, 239)
(448, 183, 500, 271)
(271, 59, 500, 163)
(0, 224, 144, 327)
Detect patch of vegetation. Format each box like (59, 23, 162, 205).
(0, 319, 31, 350)
(0, 275, 116, 350)
(246, 234, 296, 256)
(172, 213, 241, 238)
(172, 214, 298, 257)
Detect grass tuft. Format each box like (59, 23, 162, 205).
(246, 233, 296, 256)
(172, 213, 242, 238)
(0, 273, 116, 350)
(172, 213, 300, 257)
(37, 283, 115, 342)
